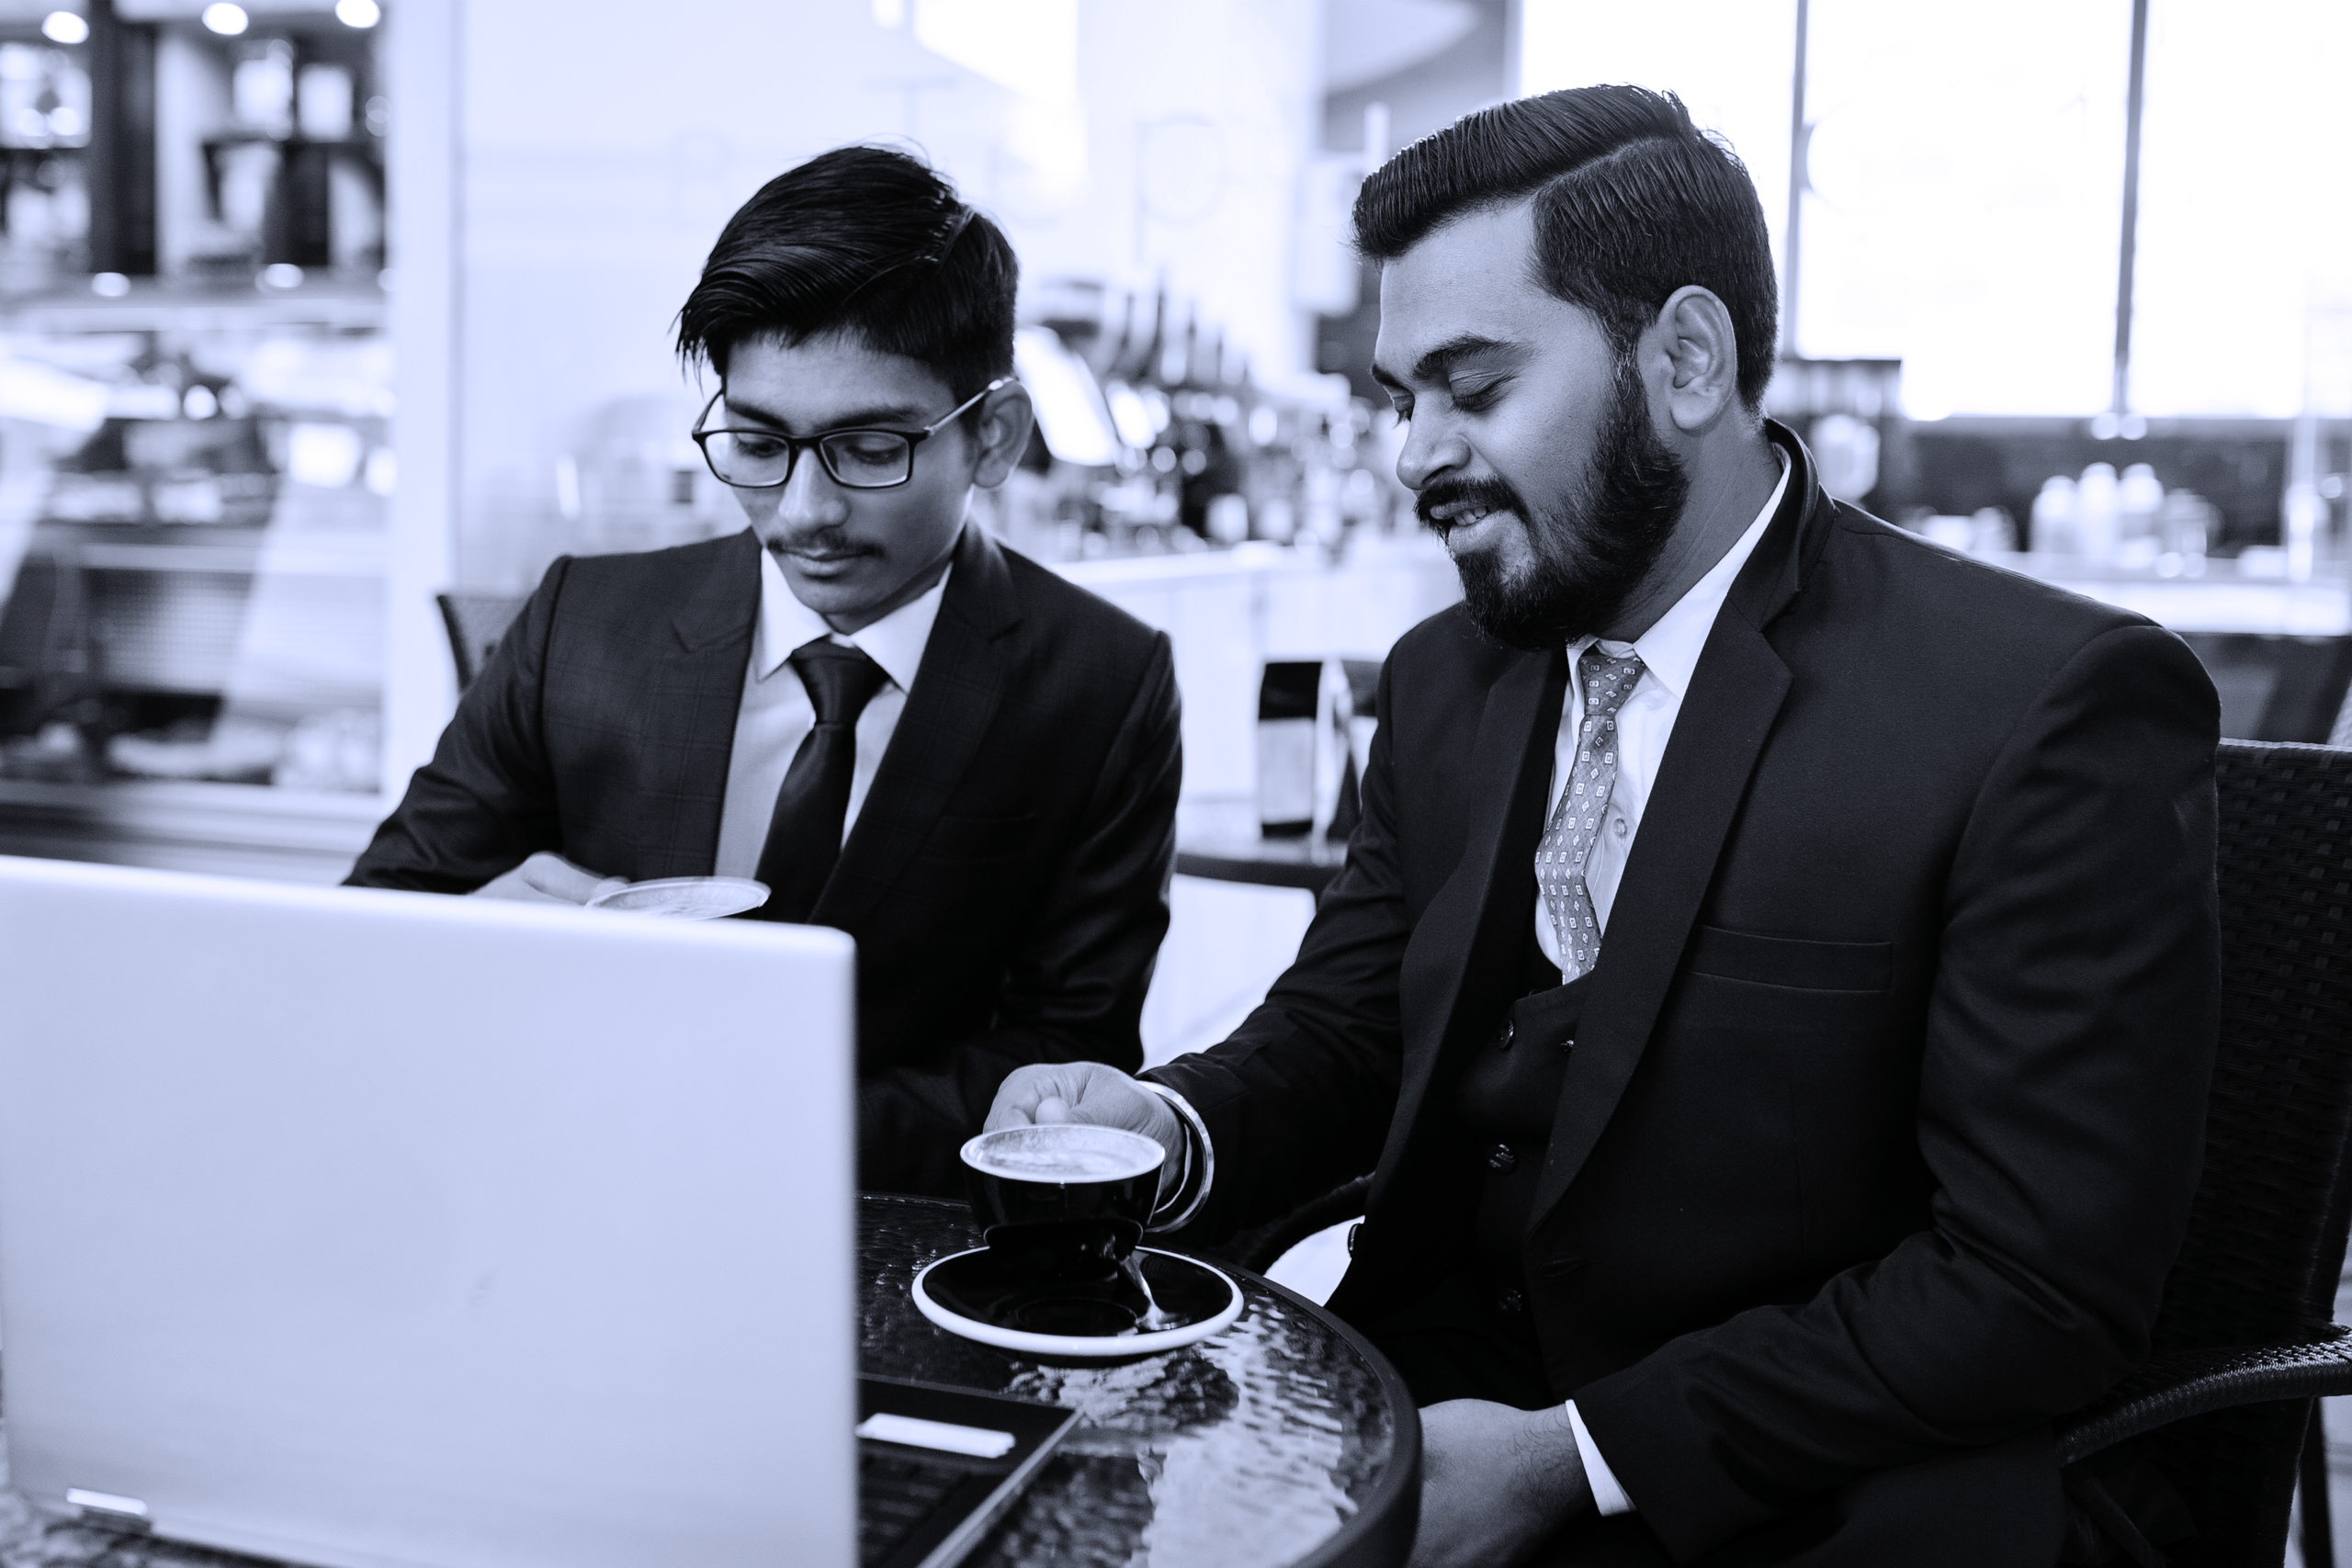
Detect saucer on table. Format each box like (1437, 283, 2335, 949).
(585, 876, 769, 919)
(911, 1247, 1242, 1359)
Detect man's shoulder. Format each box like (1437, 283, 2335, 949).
(524, 533, 753, 660)
(993, 540, 1169, 660)
(549, 530, 748, 605)
(1814, 501, 2163, 661)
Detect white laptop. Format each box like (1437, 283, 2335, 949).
(0, 855, 858, 1568)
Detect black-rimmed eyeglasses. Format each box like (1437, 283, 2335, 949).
(689, 377, 1013, 491)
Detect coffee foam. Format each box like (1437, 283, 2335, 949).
(963, 1124, 1164, 1183)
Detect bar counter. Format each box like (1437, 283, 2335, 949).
(0, 539, 2341, 882)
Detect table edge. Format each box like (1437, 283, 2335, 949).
(1174, 850, 1345, 893)
(859, 1194, 1422, 1568)
(1224, 1262, 1422, 1568)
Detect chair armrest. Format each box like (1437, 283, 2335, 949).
(2055, 1331, 2352, 1465)
(1192, 1175, 1374, 1275)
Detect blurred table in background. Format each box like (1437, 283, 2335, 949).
(1992, 554, 2352, 744)
(1059, 536, 1456, 801)
(1176, 793, 1347, 895)
(1992, 555, 2350, 637)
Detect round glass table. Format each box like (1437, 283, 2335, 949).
(862, 1194, 1420, 1568)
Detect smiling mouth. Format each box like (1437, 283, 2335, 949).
(1424, 499, 1515, 543)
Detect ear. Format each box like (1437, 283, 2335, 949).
(969, 384, 1036, 489)
(1651, 286, 1744, 434)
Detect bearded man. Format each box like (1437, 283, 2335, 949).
(988, 85, 2219, 1567)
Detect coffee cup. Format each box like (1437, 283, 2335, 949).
(959, 1123, 1169, 1284)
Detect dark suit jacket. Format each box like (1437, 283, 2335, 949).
(350, 525, 1182, 1197)
(1149, 423, 2220, 1561)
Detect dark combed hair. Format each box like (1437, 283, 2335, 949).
(1353, 85, 1779, 411)
(676, 145, 1017, 404)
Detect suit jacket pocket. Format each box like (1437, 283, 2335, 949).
(1685, 925, 1892, 992)
(919, 812, 1039, 863)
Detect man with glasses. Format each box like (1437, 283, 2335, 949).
(349, 147, 1182, 1199)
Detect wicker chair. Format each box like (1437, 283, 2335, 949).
(2053, 739, 2352, 1566)
(1225, 740, 2352, 1565)
(1224, 1174, 1373, 1278)
(434, 592, 529, 690)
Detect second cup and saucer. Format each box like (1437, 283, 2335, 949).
(912, 1124, 1242, 1359)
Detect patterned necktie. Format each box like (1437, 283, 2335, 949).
(1536, 646, 1646, 982)
(752, 640, 890, 923)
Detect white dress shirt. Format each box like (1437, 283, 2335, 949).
(1558, 449, 1788, 1515)
(1534, 450, 1791, 968)
(711, 537, 951, 880)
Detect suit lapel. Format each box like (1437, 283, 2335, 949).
(1524, 423, 1825, 1232)
(1371, 645, 1565, 1211)
(636, 530, 758, 879)
(812, 524, 1020, 930)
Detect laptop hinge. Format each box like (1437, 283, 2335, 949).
(65, 1487, 152, 1534)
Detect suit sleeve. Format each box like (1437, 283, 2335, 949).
(1141, 651, 1411, 1241)
(854, 631, 1186, 1193)
(1575, 624, 2221, 1561)
(345, 558, 571, 891)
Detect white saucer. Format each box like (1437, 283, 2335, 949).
(911, 1247, 1242, 1359)
(585, 875, 768, 919)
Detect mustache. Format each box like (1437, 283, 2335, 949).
(1415, 476, 1527, 538)
(1449, 352, 1690, 651)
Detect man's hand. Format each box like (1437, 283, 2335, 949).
(470, 852, 624, 907)
(1409, 1400, 1593, 1568)
(988, 1062, 1185, 1201)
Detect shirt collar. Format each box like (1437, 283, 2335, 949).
(1577, 445, 1791, 702)
(752, 532, 953, 694)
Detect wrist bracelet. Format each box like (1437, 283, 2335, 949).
(1137, 1078, 1215, 1233)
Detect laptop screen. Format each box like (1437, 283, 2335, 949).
(0, 856, 859, 1568)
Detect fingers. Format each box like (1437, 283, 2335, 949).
(983, 1065, 1064, 1131)
(517, 852, 614, 905)
(982, 1063, 1178, 1162)
(1077, 1074, 1163, 1142)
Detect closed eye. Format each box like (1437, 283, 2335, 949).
(1450, 378, 1505, 411)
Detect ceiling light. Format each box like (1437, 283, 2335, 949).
(40, 11, 87, 45)
(334, 0, 380, 27)
(201, 3, 248, 35)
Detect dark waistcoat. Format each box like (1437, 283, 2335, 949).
(1454, 926, 1581, 1319)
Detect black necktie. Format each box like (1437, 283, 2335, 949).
(752, 640, 890, 922)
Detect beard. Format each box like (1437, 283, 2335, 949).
(1419, 357, 1690, 651)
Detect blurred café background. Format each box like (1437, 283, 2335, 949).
(0, 0, 2346, 1064)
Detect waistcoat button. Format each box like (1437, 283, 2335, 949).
(1497, 1288, 1524, 1314)
(1497, 1020, 1515, 1051)
(1487, 1143, 1518, 1173)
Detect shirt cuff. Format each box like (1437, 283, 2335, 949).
(1134, 1079, 1214, 1232)
(1566, 1401, 1634, 1516)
